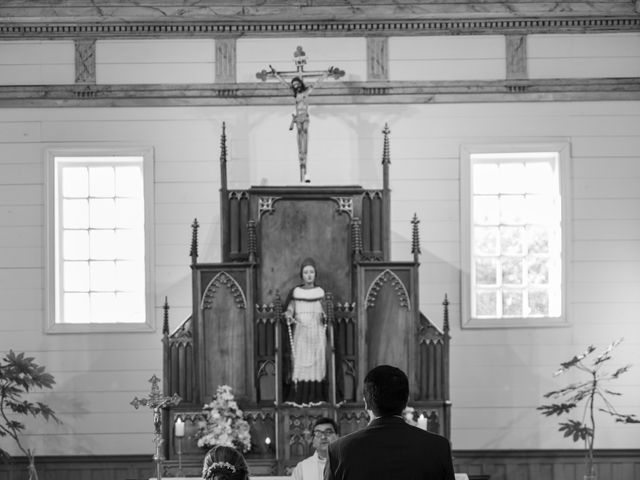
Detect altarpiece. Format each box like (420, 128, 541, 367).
(159, 125, 451, 476)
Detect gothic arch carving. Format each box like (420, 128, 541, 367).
(200, 271, 247, 310)
(365, 269, 410, 310)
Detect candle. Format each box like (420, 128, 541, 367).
(174, 418, 185, 438)
(417, 414, 427, 431)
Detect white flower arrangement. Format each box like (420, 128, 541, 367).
(196, 385, 252, 453)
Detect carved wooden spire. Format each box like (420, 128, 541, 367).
(219, 123, 230, 262)
(162, 296, 170, 335)
(325, 291, 335, 325)
(442, 294, 450, 335)
(273, 290, 282, 318)
(220, 121, 228, 193)
(381, 123, 391, 166)
(382, 123, 391, 260)
(351, 217, 362, 261)
(190, 218, 199, 264)
(248, 219, 257, 263)
(411, 213, 421, 263)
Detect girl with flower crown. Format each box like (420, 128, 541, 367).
(202, 445, 249, 480)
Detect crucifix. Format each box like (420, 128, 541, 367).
(257, 46, 345, 183)
(131, 374, 181, 480)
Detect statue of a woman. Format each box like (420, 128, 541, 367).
(284, 257, 327, 404)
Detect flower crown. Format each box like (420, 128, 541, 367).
(205, 461, 237, 477)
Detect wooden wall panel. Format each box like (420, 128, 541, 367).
(388, 36, 505, 81)
(95, 39, 215, 84)
(202, 289, 249, 399)
(529, 33, 640, 79)
(0, 40, 74, 85)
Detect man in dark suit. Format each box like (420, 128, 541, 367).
(324, 365, 455, 480)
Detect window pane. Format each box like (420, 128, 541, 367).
(55, 155, 148, 327)
(502, 290, 523, 317)
(475, 258, 497, 285)
(474, 196, 499, 225)
(116, 166, 143, 197)
(115, 229, 144, 259)
(500, 226, 524, 255)
(62, 167, 88, 197)
(64, 261, 89, 292)
(89, 166, 115, 198)
(528, 258, 549, 285)
(90, 260, 116, 291)
(502, 258, 523, 285)
(63, 230, 89, 260)
(90, 292, 117, 323)
(525, 161, 554, 193)
(498, 163, 526, 194)
(116, 198, 144, 227)
(64, 292, 90, 323)
(473, 163, 499, 194)
(528, 290, 549, 316)
(474, 227, 499, 255)
(116, 292, 145, 323)
(89, 199, 116, 228)
(527, 226, 549, 254)
(499, 195, 525, 224)
(476, 290, 497, 316)
(467, 150, 563, 323)
(116, 260, 144, 292)
(90, 230, 116, 260)
(527, 195, 558, 224)
(63, 199, 88, 229)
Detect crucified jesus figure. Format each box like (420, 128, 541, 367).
(257, 47, 344, 182)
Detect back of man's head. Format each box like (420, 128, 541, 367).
(363, 365, 409, 417)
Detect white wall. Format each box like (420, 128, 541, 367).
(0, 31, 639, 455)
(1, 100, 639, 454)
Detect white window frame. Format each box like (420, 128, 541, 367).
(45, 146, 155, 334)
(460, 142, 572, 329)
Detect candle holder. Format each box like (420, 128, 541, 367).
(174, 417, 185, 477)
(175, 437, 184, 477)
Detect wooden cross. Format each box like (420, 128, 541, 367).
(131, 375, 181, 480)
(256, 46, 345, 182)
(130, 374, 181, 434)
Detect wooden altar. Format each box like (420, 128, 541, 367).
(159, 125, 451, 476)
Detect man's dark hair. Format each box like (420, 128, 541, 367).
(363, 365, 409, 417)
(312, 416, 339, 435)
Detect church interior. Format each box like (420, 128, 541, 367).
(0, 1, 639, 480)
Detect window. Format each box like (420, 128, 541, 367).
(460, 144, 570, 328)
(45, 149, 154, 333)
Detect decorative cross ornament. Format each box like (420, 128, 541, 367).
(131, 374, 181, 479)
(256, 46, 345, 183)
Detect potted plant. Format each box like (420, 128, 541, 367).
(0, 350, 60, 480)
(538, 338, 639, 480)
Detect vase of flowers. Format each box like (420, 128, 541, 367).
(197, 385, 251, 453)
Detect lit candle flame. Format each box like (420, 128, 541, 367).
(265, 436, 271, 445)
